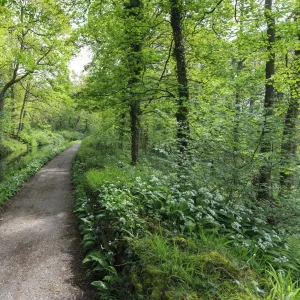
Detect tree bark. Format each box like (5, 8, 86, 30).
(17, 87, 30, 136)
(0, 61, 33, 113)
(233, 60, 243, 151)
(280, 11, 300, 191)
(0, 64, 19, 112)
(84, 119, 89, 133)
(140, 121, 149, 151)
(73, 116, 81, 130)
(130, 101, 140, 165)
(170, 0, 190, 155)
(124, 0, 143, 165)
(232, 59, 243, 186)
(118, 112, 126, 149)
(10, 86, 16, 135)
(257, 0, 275, 201)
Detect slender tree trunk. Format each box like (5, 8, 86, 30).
(118, 112, 126, 149)
(280, 12, 300, 191)
(233, 0, 244, 157)
(10, 86, 16, 135)
(280, 93, 299, 189)
(140, 121, 149, 151)
(84, 119, 89, 133)
(73, 116, 81, 130)
(232, 59, 243, 186)
(0, 86, 9, 112)
(233, 60, 243, 151)
(257, 0, 275, 201)
(170, 0, 190, 155)
(124, 0, 143, 165)
(130, 101, 140, 164)
(17, 88, 30, 136)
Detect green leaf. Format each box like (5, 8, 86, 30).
(91, 281, 108, 290)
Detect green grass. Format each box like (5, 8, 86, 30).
(129, 233, 259, 299)
(266, 266, 300, 300)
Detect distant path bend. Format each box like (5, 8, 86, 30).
(0, 143, 95, 300)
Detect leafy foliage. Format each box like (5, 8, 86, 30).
(72, 137, 300, 299)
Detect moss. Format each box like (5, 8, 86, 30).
(170, 237, 189, 248)
(190, 251, 238, 277)
(129, 235, 259, 300)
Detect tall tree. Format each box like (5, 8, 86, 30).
(280, 8, 300, 191)
(17, 81, 30, 135)
(257, 0, 276, 201)
(124, 0, 144, 165)
(0, 0, 71, 113)
(169, 0, 190, 155)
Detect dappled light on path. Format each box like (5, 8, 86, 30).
(0, 144, 94, 300)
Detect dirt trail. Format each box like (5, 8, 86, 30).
(0, 143, 95, 300)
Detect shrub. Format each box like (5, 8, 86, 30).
(0, 138, 26, 158)
(58, 130, 82, 141)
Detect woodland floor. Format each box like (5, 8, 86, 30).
(0, 143, 95, 300)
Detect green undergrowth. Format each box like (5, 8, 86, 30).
(0, 137, 26, 158)
(19, 129, 78, 148)
(0, 129, 80, 158)
(0, 142, 72, 206)
(57, 130, 82, 141)
(72, 137, 300, 299)
(129, 234, 260, 300)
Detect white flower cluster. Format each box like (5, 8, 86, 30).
(231, 222, 241, 231)
(273, 256, 289, 263)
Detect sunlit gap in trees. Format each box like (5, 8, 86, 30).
(69, 46, 92, 82)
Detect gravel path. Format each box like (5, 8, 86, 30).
(0, 143, 95, 300)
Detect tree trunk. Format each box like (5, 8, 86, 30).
(280, 11, 300, 191)
(118, 112, 126, 149)
(84, 119, 89, 133)
(140, 122, 149, 151)
(233, 0, 245, 159)
(10, 86, 16, 135)
(124, 0, 143, 165)
(0, 63, 24, 112)
(233, 60, 243, 152)
(73, 116, 81, 130)
(257, 0, 275, 201)
(170, 0, 190, 155)
(130, 102, 140, 165)
(0, 87, 8, 112)
(17, 88, 30, 136)
(232, 59, 243, 186)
